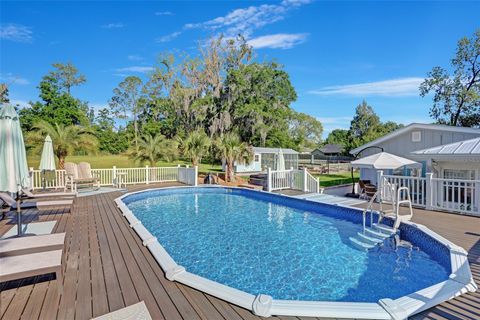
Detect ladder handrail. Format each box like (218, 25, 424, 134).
(393, 186, 414, 231)
(362, 191, 379, 234)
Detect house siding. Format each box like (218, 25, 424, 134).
(357, 127, 480, 184)
(358, 128, 480, 158)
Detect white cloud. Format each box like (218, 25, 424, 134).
(115, 66, 154, 74)
(0, 24, 33, 43)
(128, 54, 144, 61)
(155, 11, 173, 16)
(185, 0, 310, 38)
(309, 77, 424, 97)
(156, 31, 181, 43)
(248, 33, 308, 49)
(101, 23, 124, 29)
(0, 73, 29, 85)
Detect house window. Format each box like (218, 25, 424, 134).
(443, 169, 475, 180)
(254, 154, 260, 162)
(412, 131, 421, 142)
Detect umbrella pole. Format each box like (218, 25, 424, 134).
(16, 194, 22, 236)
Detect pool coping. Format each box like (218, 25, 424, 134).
(115, 186, 477, 320)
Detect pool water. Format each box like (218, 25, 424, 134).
(127, 188, 449, 302)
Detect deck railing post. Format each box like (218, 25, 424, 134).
(290, 167, 294, 189)
(113, 166, 117, 186)
(425, 173, 433, 210)
(377, 170, 384, 202)
(146, 165, 149, 184)
(267, 167, 272, 192)
(303, 167, 308, 192)
(194, 166, 198, 186)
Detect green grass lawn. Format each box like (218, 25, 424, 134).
(314, 172, 359, 187)
(27, 154, 222, 173)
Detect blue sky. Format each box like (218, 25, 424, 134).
(1, 0, 479, 136)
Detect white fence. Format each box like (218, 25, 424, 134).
(380, 171, 479, 216)
(29, 165, 198, 190)
(267, 168, 320, 193)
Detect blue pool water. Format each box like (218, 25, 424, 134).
(126, 188, 449, 302)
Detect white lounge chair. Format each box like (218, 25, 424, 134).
(91, 301, 152, 320)
(0, 250, 63, 294)
(0, 233, 65, 257)
(0, 192, 73, 210)
(22, 189, 75, 199)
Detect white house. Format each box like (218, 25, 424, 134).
(350, 123, 480, 215)
(350, 123, 480, 184)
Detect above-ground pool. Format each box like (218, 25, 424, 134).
(117, 187, 476, 319)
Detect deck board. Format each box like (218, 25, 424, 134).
(0, 183, 478, 320)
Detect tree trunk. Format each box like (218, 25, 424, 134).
(227, 160, 235, 182)
(134, 113, 138, 150)
(58, 156, 65, 169)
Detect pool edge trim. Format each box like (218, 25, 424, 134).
(115, 186, 477, 320)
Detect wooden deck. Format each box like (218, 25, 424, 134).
(0, 183, 478, 320)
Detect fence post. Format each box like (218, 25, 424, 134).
(377, 170, 384, 202)
(290, 167, 294, 189)
(425, 173, 433, 210)
(194, 166, 198, 186)
(303, 167, 308, 192)
(267, 167, 272, 192)
(113, 166, 117, 186)
(146, 165, 149, 184)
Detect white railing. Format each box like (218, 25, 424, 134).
(383, 174, 427, 207)
(267, 168, 319, 193)
(30, 169, 67, 189)
(431, 177, 478, 215)
(378, 171, 479, 216)
(29, 165, 198, 190)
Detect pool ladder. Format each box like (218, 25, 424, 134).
(349, 184, 412, 251)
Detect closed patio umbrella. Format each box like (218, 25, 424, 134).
(276, 148, 285, 171)
(39, 135, 56, 189)
(350, 152, 421, 170)
(0, 103, 31, 236)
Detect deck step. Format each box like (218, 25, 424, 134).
(349, 237, 375, 251)
(364, 227, 391, 240)
(357, 232, 384, 245)
(372, 223, 396, 235)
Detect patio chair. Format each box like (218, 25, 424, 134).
(0, 250, 63, 294)
(91, 301, 152, 320)
(64, 162, 100, 192)
(78, 162, 101, 190)
(0, 233, 65, 257)
(0, 192, 73, 210)
(22, 189, 75, 199)
(358, 180, 377, 199)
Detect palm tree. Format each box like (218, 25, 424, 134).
(178, 129, 211, 166)
(31, 121, 98, 169)
(130, 133, 177, 166)
(214, 132, 253, 182)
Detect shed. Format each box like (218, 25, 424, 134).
(226, 147, 299, 173)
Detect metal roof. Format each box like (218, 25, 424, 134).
(412, 137, 480, 156)
(253, 147, 298, 154)
(350, 123, 480, 155)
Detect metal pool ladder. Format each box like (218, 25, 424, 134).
(349, 184, 413, 251)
